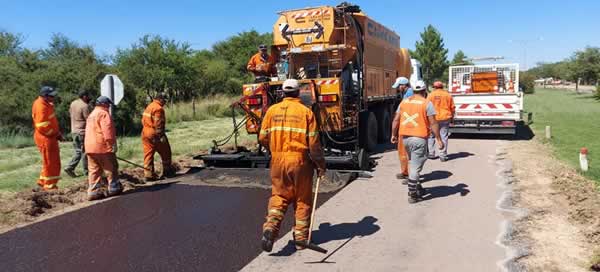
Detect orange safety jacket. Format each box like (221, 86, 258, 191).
(84, 106, 116, 154)
(142, 100, 166, 138)
(247, 52, 276, 77)
(398, 95, 430, 138)
(258, 97, 326, 169)
(32, 97, 60, 140)
(427, 88, 455, 121)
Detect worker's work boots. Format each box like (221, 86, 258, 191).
(408, 180, 425, 204)
(107, 181, 124, 197)
(64, 168, 77, 178)
(396, 173, 409, 185)
(261, 229, 275, 253)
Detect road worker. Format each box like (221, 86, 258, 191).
(258, 79, 327, 252)
(247, 44, 276, 81)
(64, 90, 91, 178)
(85, 96, 122, 201)
(141, 93, 175, 182)
(391, 77, 413, 184)
(427, 81, 455, 162)
(32, 86, 63, 190)
(84, 96, 123, 201)
(391, 80, 444, 204)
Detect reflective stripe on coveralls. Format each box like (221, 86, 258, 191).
(141, 100, 172, 178)
(258, 97, 326, 241)
(32, 97, 61, 187)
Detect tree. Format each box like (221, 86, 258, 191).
(571, 47, 600, 85)
(114, 35, 203, 101)
(451, 50, 472, 65)
(413, 25, 448, 83)
(0, 30, 24, 56)
(212, 30, 272, 78)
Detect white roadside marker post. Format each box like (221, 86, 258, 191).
(580, 148, 589, 172)
(545, 126, 551, 139)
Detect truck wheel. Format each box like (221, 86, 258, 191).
(357, 148, 370, 170)
(365, 112, 378, 151)
(377, 108, 391, 144)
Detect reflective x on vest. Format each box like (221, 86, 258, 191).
(401, 112, 419, 126)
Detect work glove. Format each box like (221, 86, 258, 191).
(317, 168, 327, 179)
(159, 134, 167, 143)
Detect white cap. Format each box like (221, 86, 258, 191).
(392, 77, 409, 88)
(413, 80, 427, 91)
(282, 79, 300, 92)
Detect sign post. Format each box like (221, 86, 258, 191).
(101, 74, 124, 116)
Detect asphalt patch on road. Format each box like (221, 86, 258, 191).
(0, 180, 340, 272)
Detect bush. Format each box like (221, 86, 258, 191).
(520, 71, 536, 94)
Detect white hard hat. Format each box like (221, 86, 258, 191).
(413, 80, 427, 91)
(282, 79, 300, 92)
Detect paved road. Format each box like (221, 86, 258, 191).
(0, 179, 333, 272)
(243, 139, 506, 271)
(0, 139, 506, 272)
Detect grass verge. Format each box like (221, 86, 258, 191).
(0, 117, 254, 193)
(525, 88, 600, 184)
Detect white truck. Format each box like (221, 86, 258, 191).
(448, 63, 522, 134)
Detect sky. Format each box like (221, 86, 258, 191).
(1, 0, 599, 70)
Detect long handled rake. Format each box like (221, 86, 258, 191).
(292, 176, 328, 254)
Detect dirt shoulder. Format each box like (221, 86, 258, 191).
(0, 155, 197, 234)
(508, 139, 600, 271)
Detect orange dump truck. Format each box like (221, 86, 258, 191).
(201, 3, 412, 170)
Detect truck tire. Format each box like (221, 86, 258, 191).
(377, 108, 391, 144)
(357, 148, 370, 170)
(364, 112, 378, 151)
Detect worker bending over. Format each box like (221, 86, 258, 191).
(85, 96, 123, 201)
(427, 81, 455, 162)
(392, 80, 444, 204)
(32, 86, 63, 190)
(391, 77, 414, 184)
(258, 79, 327, 252)
(141, 93, 175, 182)
(247, 44, 276, 81)
(65, 89, 91, 177)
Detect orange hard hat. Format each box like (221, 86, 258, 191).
(433, 81, 443, 88)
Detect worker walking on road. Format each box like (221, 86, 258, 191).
(427, 81, 455, 162)
(247, 44, 276, 81)
(84, 96, 123, 201)
(391, 77, 413, 184)
(32, 86, 63, 190)
(258, 79, 327, 252)
(391, 80, 444, 204)
(141, 93, 175, 182)
(64, 90, 91, 177)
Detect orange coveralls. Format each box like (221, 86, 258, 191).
(141, 100, 172, 178)
(32, 97, 61, 189)
(84, 106, 119, 195)
(397, 137, 409, 177)
(259, 97, 326, 241)
(247, 52, 276, 77)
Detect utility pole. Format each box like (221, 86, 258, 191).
(508, 37, 543, 70)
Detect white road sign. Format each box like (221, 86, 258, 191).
(100, 74, 124, 105)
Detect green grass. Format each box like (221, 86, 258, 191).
(165, 95, 239, 124)
(0, 131, 35, 149)
(0, 117, 254, 193)
(526, 88, 600, 184)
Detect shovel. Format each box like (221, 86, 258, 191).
(116, 156, 151, 171)
(292, 176, 328, 254)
